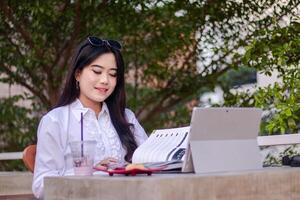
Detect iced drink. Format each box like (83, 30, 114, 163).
(69, 140, 96, 176)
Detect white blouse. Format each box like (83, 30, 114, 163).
(32, 99, 148, 198)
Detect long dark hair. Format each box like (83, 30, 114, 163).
(56, 37, 138, 162)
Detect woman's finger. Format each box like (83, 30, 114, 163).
(96, 157, 118, 167)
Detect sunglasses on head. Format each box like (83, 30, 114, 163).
(74, 36, 122, 65)
(87, 36, 122, 50)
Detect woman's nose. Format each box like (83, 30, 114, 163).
(99, 73, 109, 84)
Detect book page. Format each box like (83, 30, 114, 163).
(132, 126, 190, 163)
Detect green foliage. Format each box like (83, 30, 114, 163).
(0, 95, 37, 171)
(0, 160, 26, 171)
(215, 2, 300, 135)
(262, 144, 300, 167)
(0, 95, 37, 152)
(126, 83, 200, 131)
(254, 81, 300, 134)
(242, 21, 300, 135)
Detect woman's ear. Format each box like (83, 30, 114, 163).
(74, 69, 81, 81)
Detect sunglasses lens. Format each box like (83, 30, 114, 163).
(108, 40, 122, 50)
(88, 36, 103, 46)
(88, 36, 122, 50)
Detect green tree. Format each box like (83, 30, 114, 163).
(217, 1, 300, 134)
(0, 0, 232, 136)
(242, 21, 300, 134)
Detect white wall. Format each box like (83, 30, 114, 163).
(0, 82, 31, 107)
(257, 70, 282, 87)
(200, 70, 282, 106)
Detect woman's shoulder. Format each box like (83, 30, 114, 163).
(125, 108, 134, 115)
(42, 105, 70, 122)
(125, 108, 136, 117)
(124, 108, 138, 121)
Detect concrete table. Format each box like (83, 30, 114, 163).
(0, 172, 35, 199)
(44, 167, 300, 200)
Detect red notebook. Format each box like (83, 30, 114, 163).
(93, 164, 166, 176)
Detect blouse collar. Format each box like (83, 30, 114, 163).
(70, 99, 109, 121)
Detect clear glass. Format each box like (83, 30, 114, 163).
(69, 140, 96, 176)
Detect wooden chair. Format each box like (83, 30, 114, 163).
(22, 144, 36, 173)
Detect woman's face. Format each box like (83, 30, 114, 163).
(76, 52, 117, 107)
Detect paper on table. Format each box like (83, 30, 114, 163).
(132, 126, 190, 164)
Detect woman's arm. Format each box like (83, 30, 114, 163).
(125, 109, 148, 146)
(32, 114, 65, 199)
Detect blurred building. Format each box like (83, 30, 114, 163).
(0, 82, 31, 107)
(200, 70, 281, 106)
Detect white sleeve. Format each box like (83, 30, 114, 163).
(32, 114, 65, 199)
(125, 109, 148, 146)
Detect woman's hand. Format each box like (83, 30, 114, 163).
(95, 157, 118, 170)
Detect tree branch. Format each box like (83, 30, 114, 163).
(52, 0, 82, 72)
(0, 2, 34, 52)
(2, 64, 51, 108)
(139, 66, 231, 123)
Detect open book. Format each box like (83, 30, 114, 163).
(131, 126, 190, 171)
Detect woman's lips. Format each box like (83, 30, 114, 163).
(95, 87, 108, 93)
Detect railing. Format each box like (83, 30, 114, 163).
(0, 134, 299, 161)
(0, 151, 22, 160)
(257, 133, 300, 146)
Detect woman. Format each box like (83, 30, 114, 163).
(32, 36, 148, 198)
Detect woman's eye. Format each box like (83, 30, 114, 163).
(110, 73, 117, 77)
(92, 70, 102, 74)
